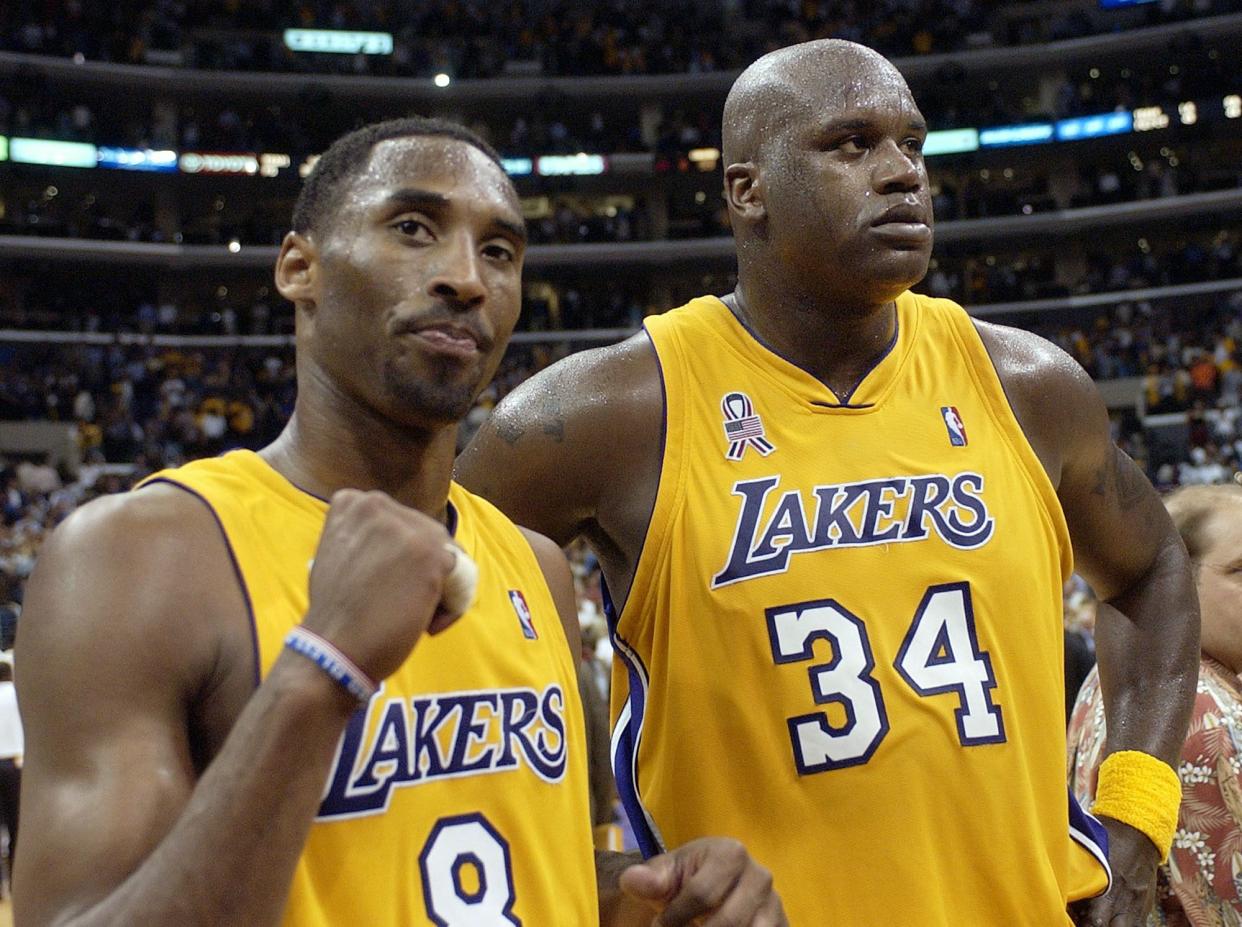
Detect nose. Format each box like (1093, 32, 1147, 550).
(426, 232, 487, 310)
(872, 139, 922, 195)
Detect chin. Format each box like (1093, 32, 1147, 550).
(383, 362, 482, 425)
(870, 253, 932, 299)
(861, 275, 925, 306)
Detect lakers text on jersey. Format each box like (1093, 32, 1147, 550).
(140, 451, 597, 927)
(609, 293, 1110, 926)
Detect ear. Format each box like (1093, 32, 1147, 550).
(724, 162, 765, 222)
(274, 231, 318, 310)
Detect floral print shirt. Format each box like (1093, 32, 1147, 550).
(1068, 658, 1242, 927)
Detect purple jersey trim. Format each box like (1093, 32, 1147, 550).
(599, 327, 669, 858)
(1068, 786, 1113, 895)
(602, 578, 662, 859)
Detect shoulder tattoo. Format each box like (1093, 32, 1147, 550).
(494, 413, 527, 447)
(493, 389, 567, 446)
(1091, 445, 1148, 512)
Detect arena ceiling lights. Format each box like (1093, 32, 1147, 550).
(923, 129, 980, 156)
(178, 152, 291, 177)
(536, 154, 607, 176)
(9, 137, 97, 168)
(1055, 112, 1133, 142)
(97, 147, 178, 172)
(1, 94, 1237, 180)
(283, 29, 393, 55)
(501, 158, 534, 176)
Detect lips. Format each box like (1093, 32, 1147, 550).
(393, 317, 491, 359)
(416, 323, 481, 349)
(414, 327, 480, 356)
(871, 204, 929, 227)
(869, 203, 932, 247)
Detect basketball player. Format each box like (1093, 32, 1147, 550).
(457, 42, 1199, 925)
(13, 119, 785, 926)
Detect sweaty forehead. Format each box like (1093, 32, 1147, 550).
(349, 136, 518, 214)
(724, 43, 920, 161)
(827, 61, 919, 117)
(785, 50, 921, 131)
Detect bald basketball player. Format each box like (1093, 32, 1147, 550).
(458, 41, 1199, 926)
(14, 118, 785, 926)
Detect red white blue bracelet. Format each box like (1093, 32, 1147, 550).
(284, 626, 378, 704)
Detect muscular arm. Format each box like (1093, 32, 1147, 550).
(1065, 441, 1198, 769)
(458, 336, 663, 607)
(18, 483, 454, 927)
(978, 321, 1199, 919)
(979, 321, 1197, 764)
(15, 487, 359, 927)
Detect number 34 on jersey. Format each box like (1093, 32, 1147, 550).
(766, 581, 1005, 775)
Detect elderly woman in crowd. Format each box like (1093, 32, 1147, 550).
(1070, 480, 1242, 924)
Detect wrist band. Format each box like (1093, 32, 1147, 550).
(284, 626, 378, 704)
(1091, 750, 1182, 861)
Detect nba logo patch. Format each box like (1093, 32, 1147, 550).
(509, 590, 538, 640)
(941, 406, 968, 447)
(721, 391, 776, 460)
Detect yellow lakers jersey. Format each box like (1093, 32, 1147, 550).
(141, 450, 598, 926)
(611, 293, 1110, 925)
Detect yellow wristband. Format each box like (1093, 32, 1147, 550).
(1091, 750, 1181, 861)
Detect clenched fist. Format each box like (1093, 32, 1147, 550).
(300, 489, 460, 683)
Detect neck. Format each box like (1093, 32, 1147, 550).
(260, 384, 457, 520)
(729, 272, 899, 400)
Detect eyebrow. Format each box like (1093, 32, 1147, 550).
(819, 116, 929, 134)
(383, 187, 527, 244)
(385, 188, 449, 211)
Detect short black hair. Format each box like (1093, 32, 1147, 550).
(291, 117, 508, 236)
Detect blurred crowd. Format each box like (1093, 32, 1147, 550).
(3, 149, 1238, 250)
(921, 230, 1242, 305)
(0, 276, 651, 334)
(4, 42, 1239, 165)
(0, 341, 296, 462)
(6, 284, 1242, 616)
(0, 91, 718, 161)
(3, 229, 1237, 337)
(5, 0, 1239, 80)
(1035, 288, 1242, 490)
(1041, 289, 1242, 386)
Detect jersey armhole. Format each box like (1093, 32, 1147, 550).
(611, 323, 685, 638)
(944, 312, 1074, 579)
(139, 477, 262, 690)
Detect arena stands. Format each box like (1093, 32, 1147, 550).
(2, 0, 1242, 630)
(6, 0, 1239, 78)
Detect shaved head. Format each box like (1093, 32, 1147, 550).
(723, 40, 913, 166)
(720, 38, 932, 314)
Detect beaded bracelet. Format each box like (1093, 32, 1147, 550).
(284, 626, 378, 704)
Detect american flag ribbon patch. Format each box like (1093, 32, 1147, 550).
(722, 392, 776, 460)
